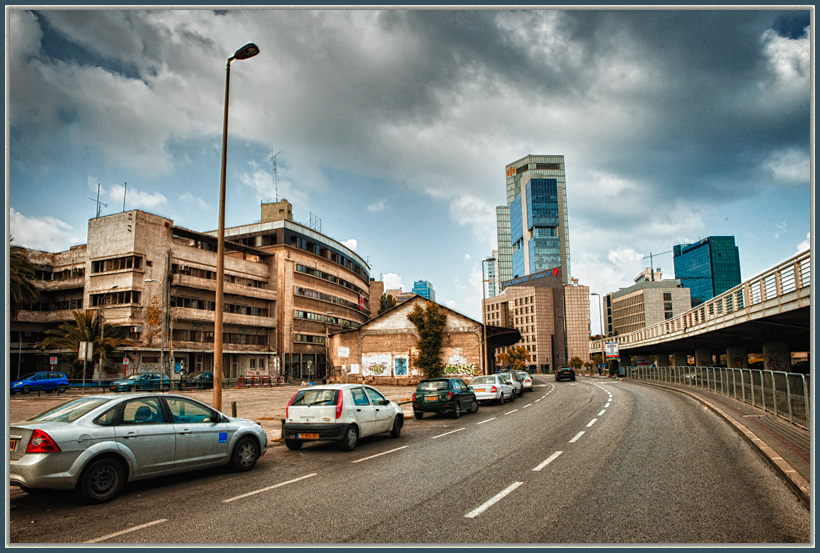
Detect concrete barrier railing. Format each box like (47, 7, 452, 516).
(628, 365, 810, 431)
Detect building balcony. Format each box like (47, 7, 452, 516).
(172, 274, 277, 301)
(35, 277, 85, 291)
(173, 307, 276, 329)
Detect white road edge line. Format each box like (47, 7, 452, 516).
(83, 519, 168, 543)
(477, 417, 497, 425)
(351, 445, 409, 464)
(465, 482, 523, 519)
(432, 427, 466, 439)
(569, 431, 585, 443)
(504, 409, 519, 415)
(587, 418, 598, 427)
(598, 410, 606, 416)
(533, 451, 563, 472)
(223, 473, 317, 503)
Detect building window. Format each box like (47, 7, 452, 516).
(92, 255, 143, 273)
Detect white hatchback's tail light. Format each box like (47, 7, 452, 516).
(285, 393, 297, 419)
(335, 391, 344, 419)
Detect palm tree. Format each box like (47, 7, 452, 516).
(39, 310, 137, 379)
(9, 244, 40, 320)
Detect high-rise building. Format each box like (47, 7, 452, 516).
(411, 280, 436, 302)
(496, 154, 571, 284)
(673, 236, 741, 307)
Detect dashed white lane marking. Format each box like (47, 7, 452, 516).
(351, 445, 408, 464)
(535, 398, 542, 403)
(533, 451, 563, 472)
(84, 519, 168, 543)
(524, 403, 533, 408)
(587, 418, 598, 427)
(465, 482, 523, 518)
(477, 417, 497, 425)
(504, 409, 519, 415)
(605, 402, 611, 408)
(569, 431, 585, 443)
(598, 410, 606, 416)
(432, 427, 466, 439)
(224, 473, 317, 503)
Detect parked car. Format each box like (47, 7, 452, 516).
(413, 377, 479, 419)
(109, 372, 170, 392)
(187, 371, 214, 389)
(556, 366, 576, 381)
(10, 372, 69, 395)
(282, 384, 403, 452)
(467, 374, 514, 405)
(514, 370, 534, 392)
(498, 372, 523, 398)
(10, 393, 267, 503)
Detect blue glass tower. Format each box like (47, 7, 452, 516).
(673, 236, 741, 306)
(412, 280, 436, 302)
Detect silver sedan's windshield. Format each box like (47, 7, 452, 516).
(27, 398, 113, 423)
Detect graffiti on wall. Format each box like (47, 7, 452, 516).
(362, 354, 392, 377)
(443, 363, 480, 376)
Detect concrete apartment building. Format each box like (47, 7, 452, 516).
(483, 268, 589, 372)
(604, 270, 692, 336)
(11, 200, 375, 383)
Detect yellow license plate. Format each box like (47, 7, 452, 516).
(424, 395, 438, 401)
(10, 439, 17, 452)
(475, 388, 486, 392)
(298, 433, 319, 439)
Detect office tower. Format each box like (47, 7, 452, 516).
(411, 280, 436, 302)
(673, 236, 741, 306)
(496, 155, 570, 284)
(486, 249, 499, 298)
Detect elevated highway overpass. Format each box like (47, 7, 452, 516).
(590, 249, 811, 370)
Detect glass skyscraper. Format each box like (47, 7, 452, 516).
(673, 236, 741, 306)
(494, 154, 570, 292)
(412, 280, 436, 302)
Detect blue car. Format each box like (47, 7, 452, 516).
(109, 372, 170, 392)
(10, 372, 69, 394)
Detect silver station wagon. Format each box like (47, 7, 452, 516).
(10, 393, 267, 503)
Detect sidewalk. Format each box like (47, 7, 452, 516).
(633, 379, 810, 507)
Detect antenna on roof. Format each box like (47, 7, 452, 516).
(270, 148, 282, 202)
(122, 182, 127, 212)
(88, 183, 108, 218)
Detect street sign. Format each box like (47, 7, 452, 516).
(49, 357, 57, 365)
(123, 357, 129, 365)
(604, 341, 620, 359)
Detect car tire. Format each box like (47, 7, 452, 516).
(284, 439, 303, 451)
(390, 415, 403, 438)
(572, 377, 576, 381)
(452, 403, 461, 419)
(78, 457, 125, 504)
(21, 386, 31, 395)
(128, 385, 134, 392)
(339, 425, 359, 451)
(56, 385, 67, 393)
(498, 394, 504, 406)
(414, 411, 424, 420)
(510, 390, 516, 402)
(229, 436, 259, 472)
(469, 399, 479, 414)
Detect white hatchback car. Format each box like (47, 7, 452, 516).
(468, 375, 514, 405)
(282, 384, 403, 451)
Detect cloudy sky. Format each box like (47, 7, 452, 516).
(6, 7, 812, 333)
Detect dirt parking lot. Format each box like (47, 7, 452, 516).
(7, 383, 418, 441)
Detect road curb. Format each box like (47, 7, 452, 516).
(636, 380, 810, 508)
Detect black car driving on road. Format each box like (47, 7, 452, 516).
(556, 366, 576, 382)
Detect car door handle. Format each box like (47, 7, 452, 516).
(179, 430, 192, 435)
(124, 432, 138, 439)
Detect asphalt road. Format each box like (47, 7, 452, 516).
(7, 376, 811, 544)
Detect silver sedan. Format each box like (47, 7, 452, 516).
(10, 393, 267, 503)
(468, 375, 514, 405)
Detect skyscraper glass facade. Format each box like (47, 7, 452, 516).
(673, 236, 741, 306)
(412, 280, 436, 302)
(495, 206, 512, 292)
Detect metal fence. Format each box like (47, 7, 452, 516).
(629, 365, 811, 431)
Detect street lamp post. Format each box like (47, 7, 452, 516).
(97, 285, 119, 381)
(591, 293, 606, 372)
(214, 42, 260, 412)
(481, 257, 496, 375)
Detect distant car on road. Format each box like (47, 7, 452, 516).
(413, 377, 479, 419)
(514, 370, 534, 392)
(282, 384, 403, 452)
(187, 371, 214, 389)
(10, 393, 267, 503)
(10, 372, 69, 395)
(109, 372, 170, 392)
(497, 372, 523, 398)
(556, 367, 576, 382)
(468, 374, 514, 405)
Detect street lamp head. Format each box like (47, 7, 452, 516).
(233, 43, 260, 61)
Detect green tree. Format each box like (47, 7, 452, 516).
(9, 243, 40, 320)
(407, 301, 447, 378)
(39, 310, 137, 379)
(497, 346, 530, 371)
(379, 293, 397, 314)
(569, 356, 584, 370)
